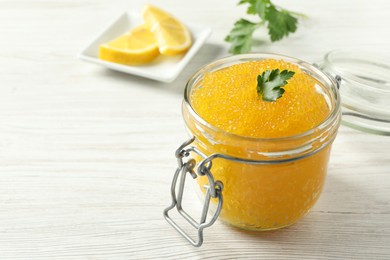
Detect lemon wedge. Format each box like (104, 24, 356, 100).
(99, 25, 159, 65)
(142, 4, 192, 56)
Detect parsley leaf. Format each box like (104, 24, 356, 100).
(266, 6, 298, 41)
(257, 69, 295, 102)
(239, 0, 268, 18)
(225, 19, 259, 54)
(226, 0, 303, 54)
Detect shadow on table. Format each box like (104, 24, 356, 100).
(99, 43, 226, 95)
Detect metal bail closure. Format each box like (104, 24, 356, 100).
(163, 137, 223, 247)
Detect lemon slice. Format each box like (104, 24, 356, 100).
(99, 25, 159, 65)
(142, 4, 192, 56)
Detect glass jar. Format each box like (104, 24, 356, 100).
(164, 53, 341, 247)
(320, 50, 390, 134)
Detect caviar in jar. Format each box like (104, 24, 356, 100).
(182, 54, 341, 230)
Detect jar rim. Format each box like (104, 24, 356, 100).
(183, 53, 341, 142)
(323, 49, 390, 94)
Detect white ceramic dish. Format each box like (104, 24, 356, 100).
(78, 12, 212, 83)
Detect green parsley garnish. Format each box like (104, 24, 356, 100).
(225, 0, 306, 54)
(257, 69, 295, 102)
(224, 19, 259, 54)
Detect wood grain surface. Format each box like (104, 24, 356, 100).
(0, 0, 389, 259)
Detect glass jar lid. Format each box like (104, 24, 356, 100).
(320, 50, 390, 135)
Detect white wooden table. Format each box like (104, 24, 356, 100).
(1, 0, 390, 259)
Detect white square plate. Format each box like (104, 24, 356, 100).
(78, 12, 212, 83)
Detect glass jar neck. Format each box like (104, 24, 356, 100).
(183, 54, 341, 161)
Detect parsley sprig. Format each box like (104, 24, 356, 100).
(225, 0, 306, 54)
(257, 69, 295, 102)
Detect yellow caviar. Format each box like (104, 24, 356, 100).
(191, 59, 330, 138)
(188, 59, 333, 230)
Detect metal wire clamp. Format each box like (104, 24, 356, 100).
(163, 137, 223, 247)
(163, 135, 333, 247)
